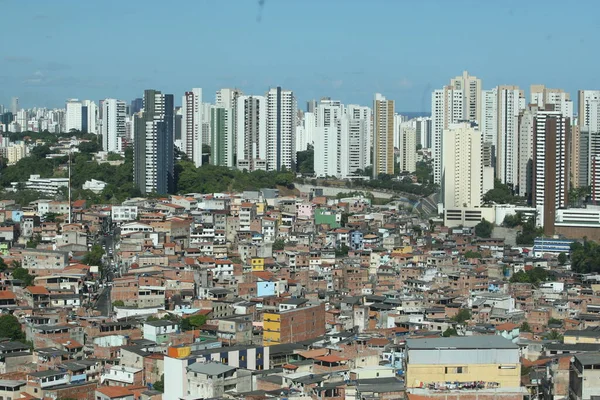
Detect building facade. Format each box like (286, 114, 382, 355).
(533, 108, 570, 234)
(266, 87, 296, 171)
(236, 95, 267, 171)
(101, 99, 127, 153)
(442, 123, 482, 210)
(133, 89, 174, 194)
(373, 93, 395, 178)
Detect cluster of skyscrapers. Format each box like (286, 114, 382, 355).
(431, 72, 600, 234)
(3, 73, 600, 218)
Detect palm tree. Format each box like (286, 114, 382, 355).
(543, 330, 563, 341)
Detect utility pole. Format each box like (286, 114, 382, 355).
(68, 149, 72, 224)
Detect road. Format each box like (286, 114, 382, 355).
(94, 286, 112, 316)
(92, 229, 117, 316)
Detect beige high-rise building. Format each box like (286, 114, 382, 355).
(450, 71, 482, 123)
(480, 86, 525, 186)
(571, 125, 581, 188)
(530, 85, 572, 119)
(431, 86, 463, 184)
(398, 126, 417, 173)
(443, 123, 483, 210)
(373, 93, 395, 178)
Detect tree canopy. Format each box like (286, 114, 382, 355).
(452, 309, 471, 324)
(509, 267, 548, 285)
(516, 218, 543, 246)
(474, 219, 493, 238)
(82, 245, 104, 267)
(0, 315, 25, 342)
(296, 145, 314, 175)
(570, 240, 600, 273)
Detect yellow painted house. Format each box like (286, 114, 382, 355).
(262, 312, 281, 345)
(405, 336, 521, 389)
(564, 328, 600, 345)
(251, 257, 265, 271)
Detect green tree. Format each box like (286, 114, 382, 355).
(112, 300, 125, 307)
(181, 314, 207, 331)
(483, 179, 524, 204)
(26, 233, 42, 249)
(452, 309, 471, 324)
(0, 258, 7, 272)
(272, 239, 285, 251)
(474, 219, 493, 238)
(520, 322, 532, 332)
(503, 212, 524, 228)
(509, 267, 548, 286)
(543, 330, 563, 341)
(442, 327, 458, 337)
(153, 374, 164, 392)
(464, 250, 482, 259)
(107, 152, 124, 161)
(516, 218, 543, 246)
(0, 315, 25, 341)
(78, 139, 101, 153)
(548, 318, 562, 326)
(12, 266, 34, 286)
(82, 244, 104, 267)
(557, 252, 567, 266)
(335, 244, 349, 257)
(296, 145, 314, 175)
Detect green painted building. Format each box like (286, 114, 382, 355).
(210, 107, 234, 167)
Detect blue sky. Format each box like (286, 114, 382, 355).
(1, 0, 599, 112)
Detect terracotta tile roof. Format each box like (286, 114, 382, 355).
(496, 322, 518, 331)
(297, 348, 328, 359)
(315, 355, 346, 363)
(0, 290, 16, 300)
(96, 386, 132, 398)
(26, 286, 49, 295)
(367, 338, 390, 347)
(252, 271, 274, 281)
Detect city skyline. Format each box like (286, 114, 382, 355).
(2, 0, 600, 110)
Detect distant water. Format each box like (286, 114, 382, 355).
(398, 112, 431, 119)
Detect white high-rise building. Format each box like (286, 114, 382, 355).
(530, 85, 573, 120)
(578, 90, 600, 133)
(266, 87, 296, 171)
(431, 86, 464, 184)
(443, 123, 483, 210)
(517, 105, 538, 199)
(10, 97, 19, 115)
(82, 100, 97, 134)
(65, 99, 83, 132)
(216, 88, 243, 160)
(373, 93, 395, 178)
(393, 114, 404, 149)
(15, 110, 27, 130)
(450, 71, 482, 123)
(347, 105, 371, 166)
(414, 117, 432, 149)
(533, 110, 570, 231)
(236, 95, 267, 171)
(480, 88, 498, 152)
(210, 106, 234, 167)
(314, 100, 344, 178)
(398, 126, 417, 173)
(295, 111, 315, 152)
(182, 88, 204, 167)
(101, 99, 127, 153)
(314, 110, 368, 179)
(496, 86, 525, 186)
